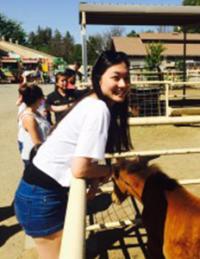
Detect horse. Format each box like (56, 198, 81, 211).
(112, 157, 200, 259)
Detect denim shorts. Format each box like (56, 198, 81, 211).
(14, 179, 68, 237)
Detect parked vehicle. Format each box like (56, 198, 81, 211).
(0, 57, 20, 83)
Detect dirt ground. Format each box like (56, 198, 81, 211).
(0, 84, 200, 259)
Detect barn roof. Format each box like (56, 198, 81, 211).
(0, 40, 56, 62)
(112, 35, 200, 57)
(140, 32, 200, 41)
(112, 37, 146, 56)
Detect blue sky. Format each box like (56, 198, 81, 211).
(1, 0, 182, 43)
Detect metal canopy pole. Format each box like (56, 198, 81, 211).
(81, 11, 88, 82)
(183, 26, 187, 96)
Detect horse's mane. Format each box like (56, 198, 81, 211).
(125, 160, 180, 192)
(147, 171, 180, 191)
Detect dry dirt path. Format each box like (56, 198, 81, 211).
(0, 84, 199, 259)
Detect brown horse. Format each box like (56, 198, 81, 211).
(112, 157, 200, 259)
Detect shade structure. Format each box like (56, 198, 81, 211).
(79, 3, 200, 84)
(79, 3, 200, 26)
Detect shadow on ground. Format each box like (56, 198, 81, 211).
(87, 193, 112, 215)
(0, 203, 22, 247)
(86, 193, 148, 259)
(0, 224, 22, 246)
(0, 203, 15, 222)
(86, 225, 148, 259)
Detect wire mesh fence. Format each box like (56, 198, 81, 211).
(128, 85, 166, 117)
(128, 81, 200, 117)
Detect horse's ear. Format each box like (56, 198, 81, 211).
(137, 155, 160, 165)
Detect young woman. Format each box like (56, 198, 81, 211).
(14, 50, 132, 259)
(17, 84, 50, 167)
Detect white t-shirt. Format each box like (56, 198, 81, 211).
(17, 103, 27, 118)
(33, 97, 110, 187)
(18, 111, 50, 160)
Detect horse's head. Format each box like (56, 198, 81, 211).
(112, 155, 159, 204)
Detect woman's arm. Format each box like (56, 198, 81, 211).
(22, 115, 42, 145)
(50, 104, 70, 112)
(71, 157, 111, 179)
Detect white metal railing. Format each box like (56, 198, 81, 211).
(129, 70, 200, 82)
(105, 147, 200, 159)
(128, 115, 200, 126)
(59, 177, 86, 259)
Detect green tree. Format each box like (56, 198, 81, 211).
(180, 0, 200, 32)
(145, 42, 166, 70)
(71, 44, 82, 63)
(0, 13, 26, 44)
(103, 26, 125, 50)
(183, 0, 200, 4)
(127, 30, 138, 37)
(28, 27, 76, 62)
(49, 29, 63, 57)
(62, 31, 75, 63)
(87, 27, 125, 65)
(28, 26, 52, 52)
(175, 59, 184, 71)
(87, 34, 105, 65)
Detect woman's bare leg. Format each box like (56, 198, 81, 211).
(33, 230, 63, 259)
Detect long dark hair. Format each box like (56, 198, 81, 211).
(51, 50, 132, 153)
(91, 50, 132, 153)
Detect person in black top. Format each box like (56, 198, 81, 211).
(46, 72, 75, 124)
(65, 68, 90, 101)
